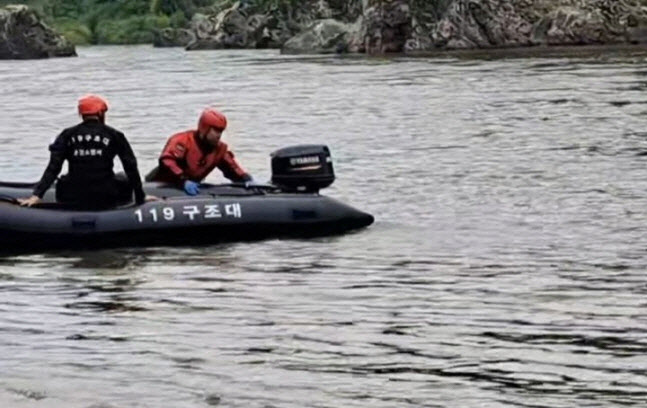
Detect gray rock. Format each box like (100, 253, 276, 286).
(183, 0, 647, 54)
(627, 22, 647, 44)
(351, 0, 412, 53)
(153, 27, 196, 48)
(186, 5, 254, 49)
(424, 0, 536, 50)
(282, 19, 354, 54)
(0, 5, 75, 59)
(186, 3, 294, 50)
(418, 0, 647, 50)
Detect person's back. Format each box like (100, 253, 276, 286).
(48, 119, 141, 208)
(61, 120, 125, 179)
(19, 95, 147, 209)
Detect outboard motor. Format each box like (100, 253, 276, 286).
(271, 145, 335, 193)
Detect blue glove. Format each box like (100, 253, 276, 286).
(184, 180, 200, 196)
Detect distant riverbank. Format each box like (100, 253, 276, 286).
(3, 0, 647, 58)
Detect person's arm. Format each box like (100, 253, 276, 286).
(115, 133, 146, 205)
(159, 137, 188, 184)
(217, 150, 252, 182)
(32, 133, 67, 199)
(157, 136, 203, 195)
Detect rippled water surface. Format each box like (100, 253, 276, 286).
(1, 46, 647, 407)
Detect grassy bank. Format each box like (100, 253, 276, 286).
(0, 0, 269, 44)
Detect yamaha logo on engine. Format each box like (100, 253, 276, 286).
(290, 156, 320, 166)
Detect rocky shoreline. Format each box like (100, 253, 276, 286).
(155, 0, 647, 54)
(2, 1, 647, 59)
(0, 5, 75, 59)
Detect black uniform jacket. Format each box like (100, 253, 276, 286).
(32, 120, 145, 204)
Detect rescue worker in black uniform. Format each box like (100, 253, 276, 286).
(18, 94, 150, 209)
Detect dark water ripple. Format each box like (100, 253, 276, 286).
(1, 46, 647, 407)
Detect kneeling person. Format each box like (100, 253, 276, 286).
(146, 108, 253, 195)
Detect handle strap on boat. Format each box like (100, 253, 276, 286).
(229, 182, 280, 191)
(0, 195, 19, 205)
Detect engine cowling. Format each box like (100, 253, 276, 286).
(271, 145, 335, 193)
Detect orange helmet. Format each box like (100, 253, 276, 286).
(78, 94, 108, 116)
(198, 108, 227, 135)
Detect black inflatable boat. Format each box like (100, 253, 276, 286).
(0, 145, 373, 252)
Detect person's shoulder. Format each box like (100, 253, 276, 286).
(74, 120, 123, 138)
(170, 129, 195, 140)
(102, 123, 125, 137)
(166, 130, 196, 147)
(56, 123, 83, 140)
(61, 122, 84, 134)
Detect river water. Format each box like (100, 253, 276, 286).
(1, 46, 646, 407)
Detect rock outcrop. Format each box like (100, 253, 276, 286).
(179, 0, 362, 50)
(353, 0, 647, 53)
(0, 5, 76, 59)
(350, 0, 413, 53)
(282, 19, 356, 54)
(171, 0, 647, 54)
(405, 0, 647, 52)
(185, 4, 289, 50)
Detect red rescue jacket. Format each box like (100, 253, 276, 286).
(151, 130, 250, 183)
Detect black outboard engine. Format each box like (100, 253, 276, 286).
(271, 145, 335, 193)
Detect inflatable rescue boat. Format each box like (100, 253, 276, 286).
(0, 145, 373, 252)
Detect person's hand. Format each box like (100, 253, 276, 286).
(145, 195, 159, 202)
(17, 195, 41, 207)
(184, 180, 200, 196)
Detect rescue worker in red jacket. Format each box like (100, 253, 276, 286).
(146, 107, 254, 195)
(18, 95, 151, 209)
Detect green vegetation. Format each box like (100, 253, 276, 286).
(2, 0, 366, 44)
(0, 0, 217, 44)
